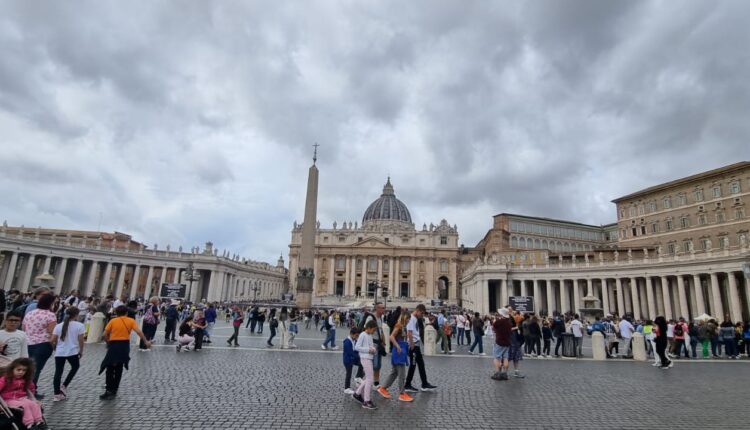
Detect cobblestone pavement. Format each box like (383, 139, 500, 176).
(39, 321, 749, 430)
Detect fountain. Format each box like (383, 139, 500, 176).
(580, 295, 604, 324)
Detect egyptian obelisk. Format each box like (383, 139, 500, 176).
(296, 144, 319, 309)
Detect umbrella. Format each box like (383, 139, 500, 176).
(693, 313, 712, 321)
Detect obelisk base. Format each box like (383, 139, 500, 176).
(296, 275, 314, 309)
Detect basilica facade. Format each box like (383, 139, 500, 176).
(288, 179, 459, 303)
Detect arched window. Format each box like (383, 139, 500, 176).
(511, 237, 518, 248)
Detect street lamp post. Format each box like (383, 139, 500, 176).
(184, 263, 200, 304)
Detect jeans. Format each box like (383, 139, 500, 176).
(673, 339, 689, 358)
(323, 328, 336, 348)
(690, 338, 698, 358)
(405, 345, 429, 387)
(164, 319, 177, 340)
(268, 326, 276, 345)
(53, 355, 80, 395)
(573, 336, 583, 357)
(529, 337, 541, 355)
(205, 321, 215, 339)
(723, 338, 737, 357)
(554, 335, 563, 355)
(28, 342, 53, 386)
(457, 328, 465, 345)
(257, 321, 264, 334)
(710, 336, 721, 356)
(227, 326, 240, 345)
(465, 329, 471, 345)
(543, 338, 551, 355)
(140, 322, 157, 349)
(469, 331, 483, 354)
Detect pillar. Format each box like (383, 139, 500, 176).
(692, 274, 706, 316)
(545, 279, 555, 314)
(348, 256, 356, 296)
(70, 259, 83, 294)
(2, 252, 18, 291)
(709, 272, 724, 319)
(481, 276, 490, 315)
(329, 257, 336, 295)
(54, 257, 68, 295)
(601, 279, 610, 316)
(130, 265, 141, 299)
(726, 272, 742, 323)
(572, 279, 581, 314)
(560, 279, 570, 313)
(533, 279, 541, 315)
(500, 278, 508, 308)
(20, 254, 36, 292)
(615, 278, 625, 317)
(520, 280, 528, 297)
(84, 261, 98, 297)
(41, 255, 52, 275)
(114, 264, 127, 298)
(143, 266, 155, 299)
(645, 276, 656, 319)
(410, 257, 417, 298)
(676, 275, 689, 320)
(629, 278, 641, 320)
(660, 276, 673, 320)
(655, 277, 665, 316)
(157, 266, 167, 297)
(100, 262, 113, 296)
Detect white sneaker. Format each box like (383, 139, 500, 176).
(354, 377, 363, 385)
(344, 388, 355, 395)
(321, 345, 327, 350)
(331, 346, 339, 350)
(479, 352, 486, 356)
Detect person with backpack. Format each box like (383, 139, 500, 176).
(673, 317, 689, 358)
(468, 312, 485, 355)
(322, 311, 338, 350)
(139, 297, 160, 352)
(378, 311, 413, 402)
(404, 304, 437, 393)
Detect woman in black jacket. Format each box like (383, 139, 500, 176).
(654, 316, 672, 369)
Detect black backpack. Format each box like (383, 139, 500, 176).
(673, 324, 684, 336)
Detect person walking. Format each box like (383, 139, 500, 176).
(342, 327, 364, 395)
(456, 313, 466, 346)
(227, 306, 243, 347)
(203, 303, 217, 344)
(50, 307, 85, 401)
(139, 297, 160, 352)
(654, 316, 672, 369)
(570, 314, 584, 358)
(527, 316, 542, 357)
(163, 303, 179, 342)
(352, 321, 378, 410)
(404, 304, 437, 393)
(99, 305, 151, 400)
(321, 311, 338, 350)
(378, 311, 413, 402)
(287, 308, 299, 349)
(267, 309, 278, 347)
(468, 312, 485, 355)
(22, 293, 56, 400)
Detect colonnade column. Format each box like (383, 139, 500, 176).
(42, 255, 52, 275)
(481, 276, 490, 316)
(572, 279, 581, 314)
(629, 278, 641, 320)
(100, 262, 113, 296)
(143, 266, 155, 299)
(726, 272, 741, 323)
(130, 265, 141, 299)
(645, 276, 656, 319)
(348, 256, 356, 296)
(54, 257, 68, 295)
(70, 259, 83, 294)
(676, 275, 689, 320)
(615, 278, 625, 317)
(84, 261, 97, 297)
(520, 280, 528, 297)
(660, 276, 673, 320)
(545, 279, 554, 314)
(20, 254, 36, 292)
(114, 265, 127, 298)
(532, 279, 541, 315)
(692, 274, 706, 316)
(500, 278, 508, 308)
(560, 279, 570, 313)
(2, 252, 18, 291)
(709, 272, 724, 319)
(600, 279, 610, 316)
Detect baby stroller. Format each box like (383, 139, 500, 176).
(0, 394, 48, 430)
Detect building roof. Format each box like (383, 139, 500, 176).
(612, 161, 750, 203)
(362, 178, 412, 225)
(494, 213, 609, 230)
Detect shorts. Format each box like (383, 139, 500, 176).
(493, 344, 510, 360)
(509, 343, 523, 362)
(372, 350, 382, 370)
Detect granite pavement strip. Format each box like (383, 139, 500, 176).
(37, 321, 749, 430)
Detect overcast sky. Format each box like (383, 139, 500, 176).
(1, 1, 749, 264)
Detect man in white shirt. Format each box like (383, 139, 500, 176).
(77, 298, 90, 323)
(570, 314, 584, 358)
(456, 314, 466, 345)
(404, 304, 437, 393)
(619, 317, 635, 357)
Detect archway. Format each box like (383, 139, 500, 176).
(438, 276, 449, 300)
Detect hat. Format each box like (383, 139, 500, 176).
(498, 308, 509, 318)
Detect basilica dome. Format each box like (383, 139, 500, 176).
(362, 178, 412, 225)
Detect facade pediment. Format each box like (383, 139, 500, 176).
(352, 237, 395, 248)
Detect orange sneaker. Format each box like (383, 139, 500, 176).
(398, 393, 414, 402)
(377, 386, 391, 399)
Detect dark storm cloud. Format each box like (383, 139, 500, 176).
(1, 0, 749, 262)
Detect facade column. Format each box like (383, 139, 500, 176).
(709, 272, 724, 319)
(560, 279, 570, 313)
(20, 254, 36, 292)
(329, 257, 336, 295)
(660, 276, 673, 320)
(607, 279, 617, 316)
(70, 259, 83, 294)
(532, 279, 541, 315)
(545, 279, 554, 314)
(100, 262, 113, 296)
(629, 278, 641, 320)
(601, 279, 610, 316)
(157, 267, 168, 297)
(83, 261, 98, 297)
(143, 266, 155, 299)
(572, 279, 581, 314)
(676, 275, 689, 320)
(2, 252, 18, 291)
(520, 280, 528, 297)
(41, 255, 52, 275)
(500, 279, 508, 308)
(645, 276, 656, 319)
(480, 276, 490, 315)
(692, 274, 706, 316)
(54, 257, 68, 295)
(130, 265, 141, 299)
(726, 272, 741, 323)
(615, 278, 625, 317)
(114, 264, 127, 299)
(347, 256, 355, 296)
(410, 257, 417, 298)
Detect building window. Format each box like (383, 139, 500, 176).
(368, 257, 377, 272)
(683, 240, 693, 252)
(663, 197, 672, 209)
(357, 237, 363, 242)
(649, 201, 657, 212)
(680, 217, 690, 228)
(384, 237, 389, 243)
(700, 239, 710, 251)
(730, 181, 741, 194)
(640, 226, 646, 235)
(638, 205, 645, 215)
(629, 207, 636, 217)
(736, 208, 745, 219)
(337, 257, 346, 270)
(678, 194, 687, 206)
(383, 260, 389, 271)
(632, 227, 638, 237)
(440, 236, 447, 245)
(667, 243, 676, 254)
(338, 236, 346, 243)
(401, 238, 408, 244)
(439, 259, 448, 272)
(694, 189, 704, 202)
(323, 236, 329, 243)
(400, 259, 409, 272)
(619, 209, 625, 219)
(716, 212, 725, 223)
(419, 238, 425, 245)
(698, 215, 707, 226)
(356, 259, 363, 270)
(666, 219, 673, 230)
(651, 223, 659, 233)
(719, 237, 729, 249)
(712, 186, 721, 198)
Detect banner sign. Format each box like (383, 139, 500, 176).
(508, 296, 534, 312)
(160, 283, 187, 299)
